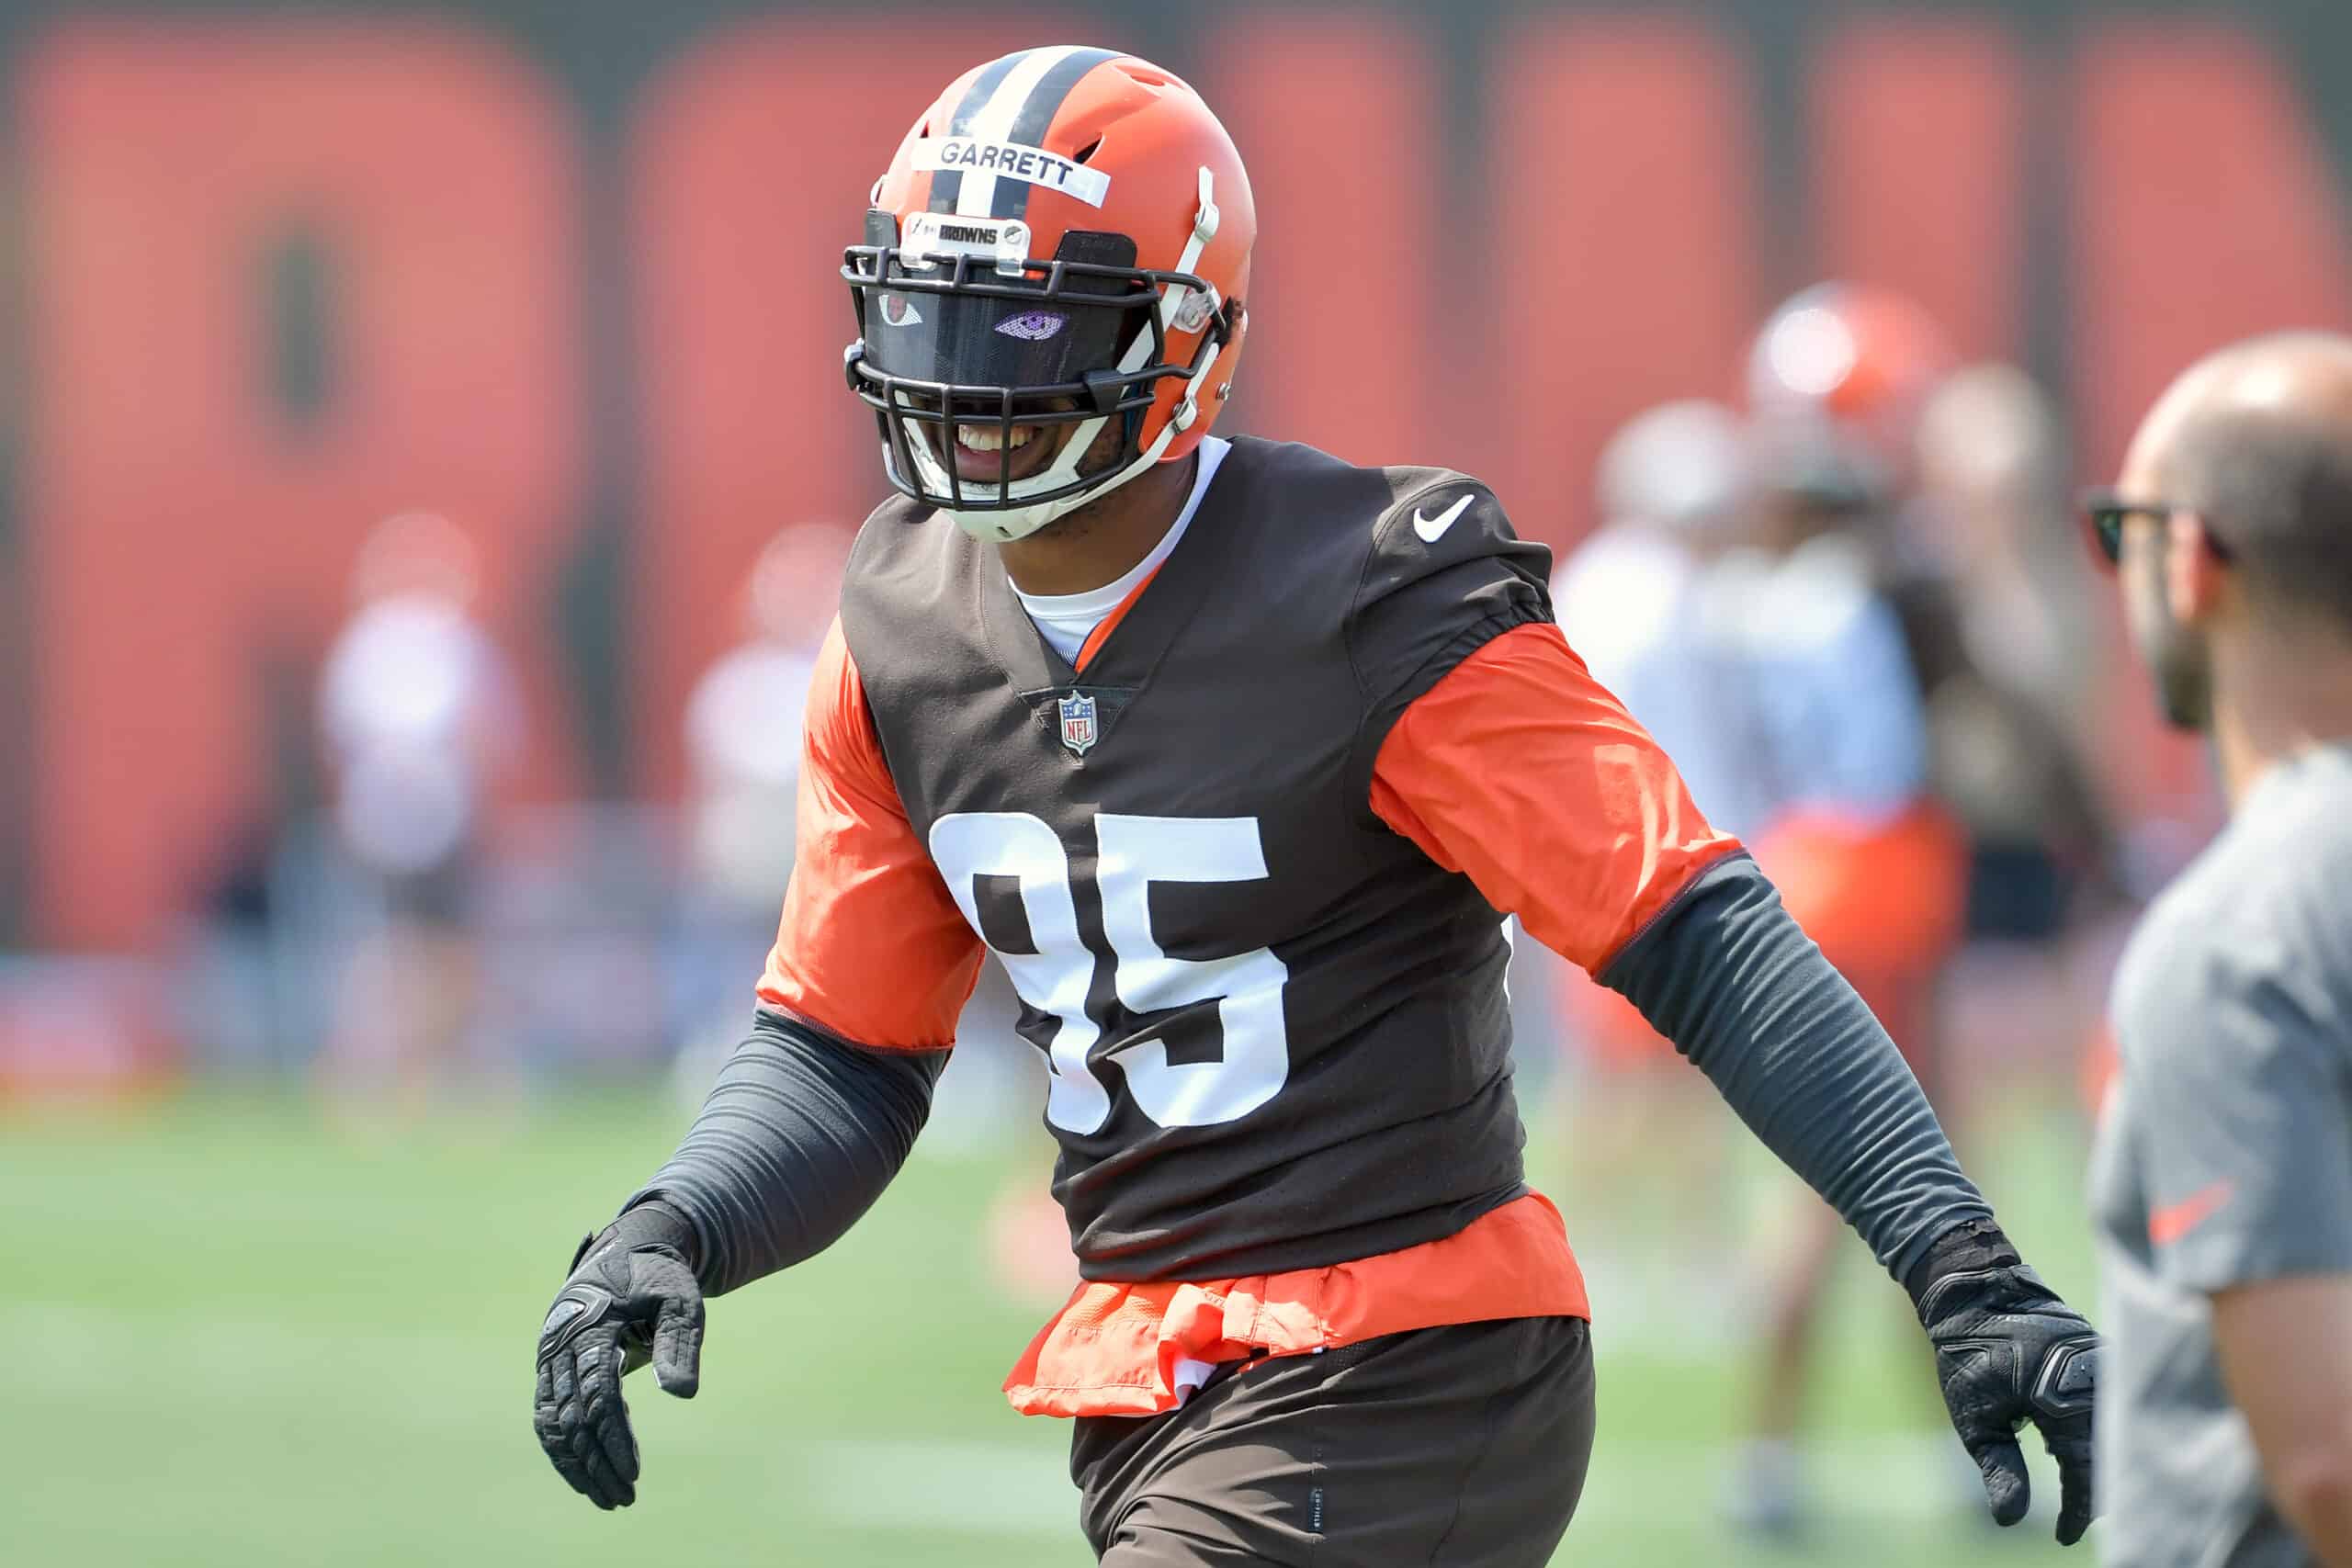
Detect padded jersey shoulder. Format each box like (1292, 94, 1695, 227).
(1199, 437, 1556, 821)
(1209, 436, 1554, 694)
(838, 438, 1554, 716)
(842, 489, 958, 600)
(836, 489, 989, 701)
(1215, 438, 1552, 593)
(1345, 465, 1554, 718)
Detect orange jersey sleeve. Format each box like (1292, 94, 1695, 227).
(1370, 620, 1741, 974)
(756, 617, 985, 1049)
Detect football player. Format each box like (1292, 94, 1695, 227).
(534, 49, 2098, 1565)
(317, 511, 517, 1110)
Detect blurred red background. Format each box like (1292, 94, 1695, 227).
(6, 0, 2350, 951)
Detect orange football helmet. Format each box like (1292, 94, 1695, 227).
(1747, 282, 1954, 503)
(844, 48, 1256, 541)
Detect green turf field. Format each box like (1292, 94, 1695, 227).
(1, 1089, 2100, 1566)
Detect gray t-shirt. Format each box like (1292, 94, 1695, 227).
(2092, 744, 2352, 1568)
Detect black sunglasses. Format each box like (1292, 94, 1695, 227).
(2077, 488, 2236, 568)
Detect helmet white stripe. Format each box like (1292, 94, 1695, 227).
(955, 46, 1087, 220)
(1119, 169, 1220, 376)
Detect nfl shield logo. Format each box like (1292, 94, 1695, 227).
(1057, 691, 1099, 756)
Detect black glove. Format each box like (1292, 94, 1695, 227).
(1907, 1221, 2100, 1545)
(533, 1201, 706, 1509)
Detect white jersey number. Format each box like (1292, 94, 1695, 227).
(929, 811, 1291, 1134)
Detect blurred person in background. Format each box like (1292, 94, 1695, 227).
(1724, 283, 1976, 1537)
(1552, 400, 1768, 833)
(681, 522, 847, 914)
(1915, 365, 2101, 744)
(1549, 399, 1758, 1348)
(2089, 332, 2352, 1568)
(669, 522, 845, 1104)
(315, 510, 519, 1111)
(1911, 365, 2124, 1140)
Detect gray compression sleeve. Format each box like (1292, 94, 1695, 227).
(621, 1009, 949, 1297)
(1599, 852, 1994, 1283)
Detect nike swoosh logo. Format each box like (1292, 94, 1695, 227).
(2149, 1180, 2234, 1247)
(1411, 494, 1474, 543)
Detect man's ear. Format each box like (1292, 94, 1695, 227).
(2166, 511, 2227, 622)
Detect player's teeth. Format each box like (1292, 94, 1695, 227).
(957, 424, 1035, 452)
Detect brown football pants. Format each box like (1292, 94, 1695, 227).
(1070, 1315, 1596, 1566)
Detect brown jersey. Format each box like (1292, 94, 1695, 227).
(839, 435, 1550, 1279)
(758, 434, 1735, 1300)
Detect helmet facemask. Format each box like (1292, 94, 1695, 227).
(843, 200, 1233, 543)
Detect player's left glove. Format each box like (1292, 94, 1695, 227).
(1907, 1220, 2100, 1546)
(533, 1201, 705, 1510)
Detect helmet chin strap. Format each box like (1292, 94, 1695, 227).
(942, 167, 1227, 545)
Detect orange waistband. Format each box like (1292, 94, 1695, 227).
(1001, 1190, 1589, 1418)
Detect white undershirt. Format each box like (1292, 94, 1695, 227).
(1012, 436, 1230, 664)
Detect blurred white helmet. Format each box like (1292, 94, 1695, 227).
(1915, 362, 2058, 501)
(1595, 400, 1749, 538)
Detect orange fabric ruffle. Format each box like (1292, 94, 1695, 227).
(1002, 1190, 1589, 1418)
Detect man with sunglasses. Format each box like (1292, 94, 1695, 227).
(2086, 331, 2352, 1568)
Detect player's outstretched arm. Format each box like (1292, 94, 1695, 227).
(533, 616, 980, 1509)
(1601, 856, 2099, 1544)
(627, 1009, 949, 1293)
(1365, 612, 2099, 1544)
(532, 1010, 948, 1508)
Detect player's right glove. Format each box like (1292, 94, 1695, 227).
(1907, 1220, 2100, 1545)
(532, 1201, 705, 1510)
